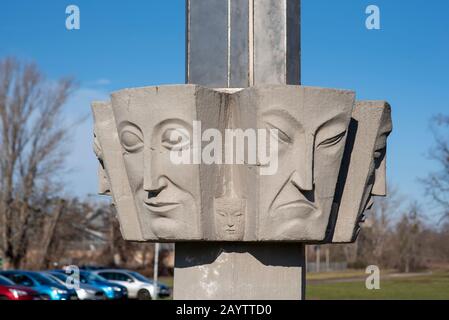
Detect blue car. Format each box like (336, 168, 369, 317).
(53, 270, 127, 300)
(44, 271, 106, 300)
(0, 271, 78, 300)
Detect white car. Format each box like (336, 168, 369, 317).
(92, 270, 170, 300)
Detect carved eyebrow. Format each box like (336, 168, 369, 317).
(154, 118, 193, 132)
(316, 113, 348, 133)
(261, 109, 302, 129)
(118, 120, 142, 133)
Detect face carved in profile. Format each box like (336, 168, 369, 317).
(111, 86, 202, 240)
(331, 101, 393, 243)
(359, 104, 393, 218)
(254, 86, 355, 241)
(93, 131, 111, 196)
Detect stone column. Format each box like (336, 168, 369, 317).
(175, 0, 305, 300)
(186, 0, 300, 88)
(174, 243, 305, 300)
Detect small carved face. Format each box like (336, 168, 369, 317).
(256, 87, 354, 240)
(214, 198, 246, 241)
(111, 86, 201, 240)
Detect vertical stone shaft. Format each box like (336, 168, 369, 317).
(186, 0, 301, 87)
(176, 0, 305, 300)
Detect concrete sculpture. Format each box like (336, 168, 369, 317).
(90, 0, 393, 300)
(108, 85, 231, 241)
(92, 101, 144, 241)
(236, 86, 355, 241)
(331, 101, 393, 243)
(92, 85, 387, 243)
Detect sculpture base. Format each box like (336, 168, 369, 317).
(174, 243, 305, 300)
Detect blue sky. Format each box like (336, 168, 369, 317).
(1, 0, 448, 219)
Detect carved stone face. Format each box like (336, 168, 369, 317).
(92, 101, 143, 241)
(111, 86, 202, 240)
(93, 131, 111, 196)
(331, 101, 392, 243)
(249, 86, 355, 241)
(361, 103, 393, 213)
(214, 197, 246, 241)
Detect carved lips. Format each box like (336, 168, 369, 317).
(143, 201, 181, 214)
(276, 200, 317, 216)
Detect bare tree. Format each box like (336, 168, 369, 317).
(425, 115, 449, 221)
(351, 186, 403, 267)
(0, 57, 76, 269)
(43, 199, 109, 269)
(394, 202, 426, 272)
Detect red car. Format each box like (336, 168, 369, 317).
(0, 275, 39, 300)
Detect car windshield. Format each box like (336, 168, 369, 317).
(0, 275, 15, 286)
(129, 271, 153, 284)
(30, 273, 61, 286)
(81, 272, 108, 283)
(49, 272, 67, 282)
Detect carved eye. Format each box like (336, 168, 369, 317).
(265, 122, 292, 144)
(120, 126, 143, 153)
(217, 211, 226, 217)
(161, 128, 191, 151)
(317, 131, 346, 148)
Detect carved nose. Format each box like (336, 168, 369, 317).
(290, 137, 314, 191)
(143, 148, 164, 192)
(144, 177, 168, 198)
(372, 159, 387, 196)
(290, 170, 313, 191)
(98, 166, 111, 196)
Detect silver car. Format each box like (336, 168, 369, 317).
(43, 271, 106, 300)
(92, 269, 170, 300)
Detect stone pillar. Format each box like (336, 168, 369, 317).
(186, 0, 301, 87)
(174, 243, 305, 300)
(175, 0, 305, 300)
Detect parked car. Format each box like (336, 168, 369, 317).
(0, 275, 40, 300)
(53, 270, 128, 300)
(0, 271, 78, 300)
(78, 265, 108, 271)
(43, 271, 106, 300)
(93, 269, 171, 300)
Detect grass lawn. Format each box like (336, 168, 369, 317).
(307, 272, 449, 300)
(307, 269, 395, 281)
(156, 271, 449, 300)
(159, 276, 174, 288)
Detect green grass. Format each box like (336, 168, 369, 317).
(155, 272, 449, 300)
(159, 276, 174, 288)
(307, 272, 449, 300)
(307, 269, 395, 281)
